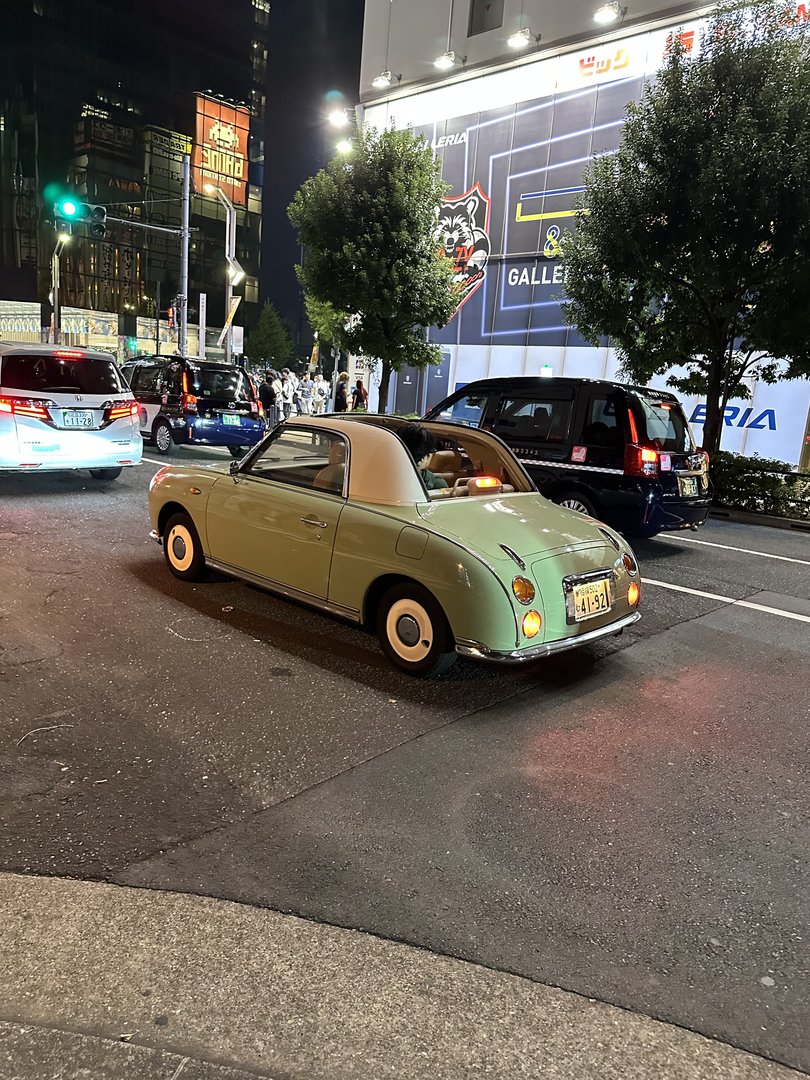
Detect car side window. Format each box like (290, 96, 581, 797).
(163, 362, 182, 395)
(132, 364, 162, 394)
(493, 396, 573, 442)
(244, 429, 347, 495)
(433, 392, 488, 427)
(583, 395, 623, 448)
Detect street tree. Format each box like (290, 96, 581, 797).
(244, 301, 293, 369)
(288, 125, 457, 412)
(560, 1, 810, 453)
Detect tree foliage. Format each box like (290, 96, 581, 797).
(244, 301, 294, 368)
(288, 126, 457, 412)
(561, 1, 810, 452)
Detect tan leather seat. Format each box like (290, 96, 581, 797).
(314, 462, 345, 492)
(427, 449, 461, 484)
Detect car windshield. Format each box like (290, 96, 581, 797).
(1, 353, 126, 394)
(633, 393, 694, 453)
(425, 391, 487, 427)
(190, 365, 254, 401)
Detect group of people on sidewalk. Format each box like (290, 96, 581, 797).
(257, 368, 368, 426)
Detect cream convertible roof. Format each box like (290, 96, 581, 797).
(285, 415, 426, 506)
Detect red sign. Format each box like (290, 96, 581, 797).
(192, 95, 250, 206)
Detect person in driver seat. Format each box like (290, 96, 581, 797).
(398, 424, 448, 491)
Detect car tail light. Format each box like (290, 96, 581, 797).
(53, 350, 84, 359)
(512, 576, 535, 605)
(106, 400, 139, 421)
(0, 396, 53, 422)
(622, 552, 638, 575)
(628, 581, 641, 606)
(181, 392, 198, 413)
(624, 444, 659, 476)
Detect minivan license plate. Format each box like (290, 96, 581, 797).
(63, 411, 94, 427)
(678, 476, 698, 498)
(222, 414, 241, 427)
(572, 578, 611, 622)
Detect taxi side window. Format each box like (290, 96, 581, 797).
(493, 396, 573, 441)
(133, 365, 162, 394)
(583, 395, 622, 448)
(162, 363, 182, 395)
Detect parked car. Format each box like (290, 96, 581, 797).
(121, 355, 265, 457)
(424, 377, 711, 538)
(148, 415, 641, 677)
(0, 342, 141, 479)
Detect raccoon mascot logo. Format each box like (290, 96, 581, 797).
(437, 182, 491, 315)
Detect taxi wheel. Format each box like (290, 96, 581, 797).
(228, 446, 246, 459)
(377, 583, 457, 678)
(163, 512, 206, 581)
(556, 490, 597, 517)
(153, 420, 174, 455)
(89, 467, 122, 480)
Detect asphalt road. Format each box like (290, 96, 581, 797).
(1, 447, 808, 1072)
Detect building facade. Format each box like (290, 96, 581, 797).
(360, 0, 810, 465)
(0, 0, 269, 352)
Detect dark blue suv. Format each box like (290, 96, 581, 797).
(425, 377, 712, 538)
(122, 355, 265, 458)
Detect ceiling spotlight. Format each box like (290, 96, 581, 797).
(594, 2, 626, 24)
(434, 50, 458, 70)
(336, 139, 353, 155)
(507, 27, 534, 49)
(328, 108, 350, 128)
(372, 70, 393, 89)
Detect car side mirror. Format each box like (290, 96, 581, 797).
(229, 460, 240, 477)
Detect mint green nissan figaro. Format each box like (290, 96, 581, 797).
(148, 415, 641, 676)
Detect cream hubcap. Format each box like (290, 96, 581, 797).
(386, 598, 433, 663)
(167, 523, 195, 572)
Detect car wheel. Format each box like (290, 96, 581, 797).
(163, 512, 206, 581)
(377, 583, 457, 678)
(227, 445, 245, 459)
(88, 467, 123, 480)
(153, 420, 173, 455)
(556, 491, 597, 517)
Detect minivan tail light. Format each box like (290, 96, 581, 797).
(106, 400, 139, 421)
(624, 444, 658, 476)
(181, 392, 198, 413)
(0, 396, 52, 422)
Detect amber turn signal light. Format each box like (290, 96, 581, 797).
(522, 610, 542, 638)
(628, 581, 640, 606)
(512, 576, 535, 605)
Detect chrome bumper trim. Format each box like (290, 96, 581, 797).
(149, 529, 162, 545)
(456, 611, 640, 664)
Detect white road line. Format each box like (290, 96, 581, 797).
(141, 457, 166, 468)
(645, 578, 810, 624)
(664, 534, 810, 567)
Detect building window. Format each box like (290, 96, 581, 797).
(252, 0, 270, 26)
(468, 0, 504, 35)
(250, 89, 266, 119)
(244, 277, 259, 304)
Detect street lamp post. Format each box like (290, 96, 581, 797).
(205, 184, 244, 364)
(50, 233, 71, 344)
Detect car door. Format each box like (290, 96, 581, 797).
(129, 362, 164, 435)
(205, 426, 348, 600)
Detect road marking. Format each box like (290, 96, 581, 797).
(141, 457, 167, 468)
(645, 578, 810, 624)
(665, 534, 810, 567)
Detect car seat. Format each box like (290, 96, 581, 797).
(427, 449, 462, 484)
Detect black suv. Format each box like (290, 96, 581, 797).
(121, 355, 265, 456)
(425, 377, 711, 538)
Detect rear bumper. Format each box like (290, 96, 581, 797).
(456, 610, 640, 663)
(183, 416, 265, 448)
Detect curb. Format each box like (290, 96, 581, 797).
(709, 508, 810, 533)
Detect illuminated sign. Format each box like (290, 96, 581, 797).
(192, 95, 249, 206)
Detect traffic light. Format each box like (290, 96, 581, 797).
(53, 198, 107, 239)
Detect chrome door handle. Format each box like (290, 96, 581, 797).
(301, 516, 328, 529)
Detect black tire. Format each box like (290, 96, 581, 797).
(162, 512, 206, 581)
(89, 467, 122, 481)
(376, 582, 457, 678)
(153, 419, 174, 455)
(227, 445, 246, 459)
(555, 490, 598, 517)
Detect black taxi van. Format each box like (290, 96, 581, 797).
(424, 377, 711, 538)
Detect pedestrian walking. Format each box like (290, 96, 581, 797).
(312, 373, 328, 414)
(280, 373, 294, 420)
(351, 378, 368, 411)
(334, 371, 350, 413)
(258, 370, 277, 427)
(298, 371, 314, 415)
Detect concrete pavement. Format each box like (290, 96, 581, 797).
(0, 872, 802, 1080)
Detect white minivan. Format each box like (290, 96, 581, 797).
(0, 342, 142, 479)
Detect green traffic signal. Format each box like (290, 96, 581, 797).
(59, 199, 79, 218)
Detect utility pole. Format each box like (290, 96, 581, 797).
(178, 153, 190, 358)
(155, 280, 161, 355)
(51, 247, 61, 345)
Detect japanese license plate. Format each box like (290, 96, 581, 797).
(572, 578, 612, 622)
(678, 476, 698, 497)
(222, 413, 241, 427)
(63, 410, 94, 427)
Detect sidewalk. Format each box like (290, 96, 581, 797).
(0, 873, 801, 1080)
